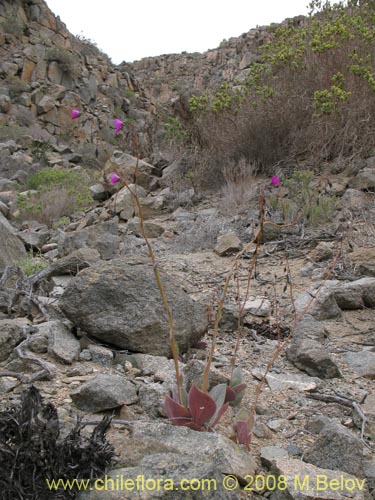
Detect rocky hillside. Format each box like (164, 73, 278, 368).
(0, 1, 375, 499)
(0, 0, 155, 168)
(122, 16, 305, 105)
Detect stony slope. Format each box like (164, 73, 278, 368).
(0, 0, 154, 163)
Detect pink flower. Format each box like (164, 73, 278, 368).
(114, 118, 123, 134)
(271, 175, 280, 186)
(110, 173, 120, 184)
(71, 109, 80, 119)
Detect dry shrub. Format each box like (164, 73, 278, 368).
(183, 1, 375, 184)
(221, 158, 258, 213)
(17, 188, 77, 227)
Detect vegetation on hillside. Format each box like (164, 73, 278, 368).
(169, 0, 375, 187)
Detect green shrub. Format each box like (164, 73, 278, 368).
(269, 170, 338, 226)
(17, 168, 93, 227)
(18, 251, 48, 277)
(5, 76, 29, 99)
(46, 47, 78, 76)
(0, 16, 26, 36)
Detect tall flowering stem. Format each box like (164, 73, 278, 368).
(201, 190, 265, 393)
(118, 126, 183, 405)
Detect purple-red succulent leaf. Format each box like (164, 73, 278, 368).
(210, 402, 229, 428)
(236, 420, 252, 448)
(164, 395, 192, 426)
(186, 421, 205, 431)
(224, 386, 236, 404)
(230, 367, 244, 387)
(232, 383, 247, 394)
(188, 385, 217, 426)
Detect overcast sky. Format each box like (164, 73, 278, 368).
(45, 1, 309, 64)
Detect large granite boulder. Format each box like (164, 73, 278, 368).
(0, 220, 27, 273)
(59, 259, 208, 356)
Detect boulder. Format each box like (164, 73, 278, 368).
(214, 232, 242, 256)
(0, 221, 27, 273)
(56, 221, 120, 260)
(59, 259, 208, 356)
(0, 318, 28, 362)
(303, 422, 364, 477)
(70, 374, 138, 412)
(270, 458, 366, 500)
(38, 320, 80, 364)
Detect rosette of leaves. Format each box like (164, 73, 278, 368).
(165, 383, 230, 431)
(164, 368, 247, 432)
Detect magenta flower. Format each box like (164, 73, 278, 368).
(71, 109, 80, 120)
(114, 118, 123, 134)
(271, 175, 280, 186)
(110, 173, 120, 184)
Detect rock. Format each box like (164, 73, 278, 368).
(267, 418, 289, 432)
(0, 318, 28, 362)
(350, 247, 375, 277)
(341, 189, 373, 210)
(295, 284, 342, 320)
(266, 372, 321, 392)
(18, 228, 51, 249)
(0, 178, 18, 191)
(108, 151, 160, 191)
(0, 211, 17, 234)
(28, 332, 48, 353)
(182, 359, 228, 392)
(270, 458, 366, 499)
(121, 421, 256, 478)
(36, 95, 55, 114)
(0, 94, 11, 113)
(59, 259, 208, 356)
(260, 446, 289, 468)
(0, 200, 9, 217)
(305, 415, 332, 435)
(311, 242, 334, 262)
(333, 278, 375, 310)
(138, 382, 166, 417)
(70, 374, 138, 412)
(87, 344, 114, 367)
(130, 353, 182, 386)
(214, 232, 242, 256)
(89, 183, 110, 201)
(244, 297, 271, 317)
(108, 184, 147, 214)
(287, 315, 340, 379)
(56, 221, 120, 260)
(78, 454, 234, 500)
(349, 167, 375, 191)
(287, 338, 341, 379)
(344, 351, 375, 379)
(127, 218, 164, 238)
(293, 314, 326, 342)
(49, 248, 100, 275)
(0, 221, 27, 272)
(38, 320, 80, 364)
(108, 185, 166, 220)
(303, 422, 364, 477)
